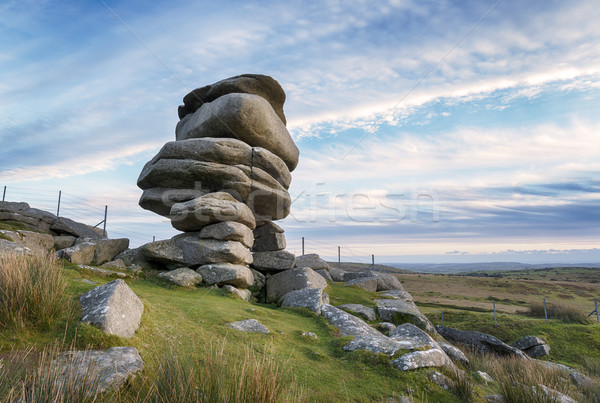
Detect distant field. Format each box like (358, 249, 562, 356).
(326, 261, 409, 273)
(391, 268, 600, 317)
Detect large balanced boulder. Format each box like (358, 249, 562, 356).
(79, 279, 144, 338)
(178, 74, 288, 125)
(176, 93, 299, 171)
(170, 192, 256, 231)
(53, 347, 144, 394)
(266, 267, 327, 303)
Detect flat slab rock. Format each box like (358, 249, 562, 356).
(158, 267, 203, 287)
(80, 279, 144, 338)
(321, 304, 423, 356)
(53, 347, 144, 394)
(337, 303, 376, 322)
(227, 319, 269, 334)
(391, 348, 454, 371)
(436, 326, 529, 359)
(77, 264, 130, 278)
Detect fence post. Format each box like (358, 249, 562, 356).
(442, 311, 444, 327)
(371, 254, 374, 270)
(2, 186, 5, 202)
(102, 205, 108, 237)
(493, 302, 497, 328)
(338, 246, 341, 271)
(543, 297, 548, 322)
(56, 190, 62, 217)
(596, 298, 599, 323)
(153, 236, 155, 242)
(302, 237, 304, 255)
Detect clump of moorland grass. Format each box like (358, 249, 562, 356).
(526, 301, 589, 324)
(464, 349, 597, 402)
(0, 252, 73, 331)
(0, 344, 100, 402)
(126, 338, 308, 403)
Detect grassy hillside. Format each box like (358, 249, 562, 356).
(2, 255, 599, 402)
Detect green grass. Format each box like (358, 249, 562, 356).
(427, 309, 600, 369)
(0, 255, 461, 402)
(325, 282, 389, 309)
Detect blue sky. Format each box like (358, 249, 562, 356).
(1, 0, 599, 264)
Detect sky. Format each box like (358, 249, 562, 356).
(1, 0, 599, 264)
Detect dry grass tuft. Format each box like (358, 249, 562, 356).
(0, 252, 73, 331)
(526, 301, 589, 324)
(127, 339, 308, 402)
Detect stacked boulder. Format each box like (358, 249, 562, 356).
(137, 74, 299, 292)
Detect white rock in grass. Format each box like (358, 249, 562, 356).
(79, 279, 143, 338)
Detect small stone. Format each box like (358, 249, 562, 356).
(227, 319, 270, 334)
(477, 371, 494, 383)
(301, 331, 318, 339)
(223, 285, 251, 301)
(428, 370, 453, 390)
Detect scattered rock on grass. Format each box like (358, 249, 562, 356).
(53, 347, 144, 394)
(223, 285, 251, 301)
(227, 319, 270, 334)
(79, 279, 143, 338)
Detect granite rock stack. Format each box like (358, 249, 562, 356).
(137, 74, 299, 287)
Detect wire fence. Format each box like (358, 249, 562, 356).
(0, 185, 158, 245)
